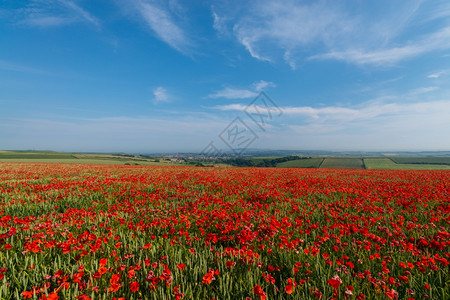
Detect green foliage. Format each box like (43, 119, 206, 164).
(319, 157, 365, 169)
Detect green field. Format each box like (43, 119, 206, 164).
(390, 157, 450, 165)
(0, 151, 179, 165)
(277, 157, 324, 168)
(2, 151, 450, 169)
(364, 158, 450, 170)
(0, 151, 75, 159)
(319, 157, 365, 169)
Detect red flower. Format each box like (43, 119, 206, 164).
(99, 258, 107, 267)
(262, 273, 275, 284)
(226, 261, 236, 268)
(346, 262, 354, 269)
(385, 289, 398, 299)
(98, 267, 107, 276)
(327, 275, 342, 289)
(285, 278, 295, 294)
(202, 272, 213, 284)
(177, 263, 186, 271)
(130, 281, 139, 292)
(45, 293, 59, 300)
(110, 273, 121, 285)
(202, 269, 218, 284)
(253, 285, 266, 300)
(21, 291, 33, 299)
(108, 283, 121, 292)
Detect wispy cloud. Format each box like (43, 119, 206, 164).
(208, 80, 275, 99)
(232, 1, 348, 62)
(152, 86, 170, 104)
(132, 0, 191, 54)
(214, 0, 450, 67)
(0, 60, 48, 74)
(410, 86, 439, 95)
(310, 26, 450, 65)
(208, 88, 257, 99)
(59, 0, 99, 26)
(427, 70, 446, 78)
(2, 99, 449, 152)
(253, 80, 276, 91)
(215, 103, 366, 121)
(208, 98, 450, 150)
(18, 0, 100, 28)
(214, 99, 450, 124)
(212, 10, 228, 36)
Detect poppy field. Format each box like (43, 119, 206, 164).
(0, 163, 448, 300)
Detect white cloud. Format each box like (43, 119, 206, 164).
(253, 80, 276, 92)
(2, 99, 449, 152)
(212, 11, 227, 36)
(410, 86, 439, 94)
(152, 86, 170, 104)
(208, 80, 275, 99)
(133, 0, 191, 54)
(215, 99, 450, 150)
(215, 0, 450, 67)
(59, 0, 99, 26)
(310, 26, 450, 65)
(208, 88, 257, 99)
(214, 99, 450, 124)
(18, 0, 100, 28)
(237, 36, 272, 62)
(229, 1, 355, 64)
(427, 70, 446, 78)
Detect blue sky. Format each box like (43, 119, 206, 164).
(1, 0, 450, 153)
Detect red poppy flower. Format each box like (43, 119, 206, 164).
(253, 285, 266, 300)
(130, 281, 139, 292)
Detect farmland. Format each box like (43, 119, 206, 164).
(390, 157, 450, 166)
(0, 152, 175, 166)
(364, 158, 450, 170)
(319, 158, 365, 169)
(276, 158, 324, 168)
(277, 157, 450, 170)
(2, 151, 450, 170)
(0, 163, 448, 299)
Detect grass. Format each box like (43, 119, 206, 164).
(390, 157, 450, 165)
(0, 152, 76, 159)
(364, 158, 450, 170)
(319, 157, 365, 169)
(0, 158, 172, 165)
(0, 151, 183, 165)
(277, 158, 324, 168)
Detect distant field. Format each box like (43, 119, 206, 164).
(364, 158, 450, 170)
(390, 157, 450, 165)
(0, 158, 169, 165)
(0, 152, 76, 159)
(0, 151, 179, 165)
(2, 151, 450, 169)
(277, 158, 324, 168)
(319, 157, 365, 169)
